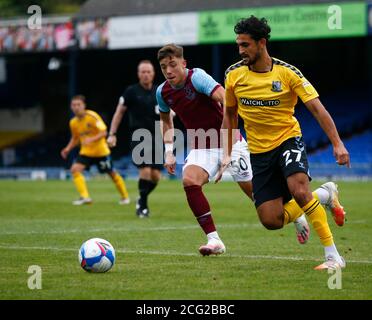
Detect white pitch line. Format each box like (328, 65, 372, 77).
(0, 223, 262, 236)
(0, 220, 367, 236)
(0, 244, 371, 265)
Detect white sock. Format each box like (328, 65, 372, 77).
(294, 214, 307, 224)
(315, 187, 330, 205)
(207, 231, 220, 242)
(324, 243, 341, 261)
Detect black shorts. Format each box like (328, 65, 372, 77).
(250, 136, 311, 208)
(130, 135, 164, 171)
(76, 155, 114, 174)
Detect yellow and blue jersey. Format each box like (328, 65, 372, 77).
(225, 58, 319, 154)
(69, 110, 110, 157)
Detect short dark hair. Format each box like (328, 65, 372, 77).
(71, 95, 86, 104)
(234, 15, 271, 41)
(157, 44, 184, 61)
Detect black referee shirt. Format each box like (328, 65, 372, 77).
(120, 83, 159, 133)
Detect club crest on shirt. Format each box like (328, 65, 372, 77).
(271, 81, 282, 92)
(184, 85, 196, 100)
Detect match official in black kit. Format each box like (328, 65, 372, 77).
(108, 60, 163, 218)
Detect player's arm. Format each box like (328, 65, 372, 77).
(210, 85, 224, 105)
(215, 72, 238, 183)
(210, 86, 236, 139)
(215, 104, 238, 183)
(215, 88, 238, 146)
(61, 126, 79, 160)
(159, 109, 176, 135)
(212, 85, 237, 165)
(289, 68, 350, 168)
(305, 98, 350, 167)
(82, 114, 109, 146)
(160, 111, 176, 174)
(157, 85, 176, 174)
(222, 104, 238, 154)
(108, 99, 128, 148)
(82, 129, 107, 146)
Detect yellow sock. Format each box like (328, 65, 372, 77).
(72, 172, 89, 198)
(302, 198, 333, 246)
(283, 191, 322, 224)
(283, 199, 304, 225)
(112, 172, 129, 199)
(312, 191, 320, 201)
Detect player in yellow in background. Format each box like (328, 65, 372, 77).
(217, 16, 350, 270)
(61, 95, 130, 205)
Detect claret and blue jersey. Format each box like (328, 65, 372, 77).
(156, 68, 224, 148)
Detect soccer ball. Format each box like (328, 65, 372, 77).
(78, 238, 115, 273)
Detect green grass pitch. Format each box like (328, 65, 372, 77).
(0, 179, 371, 299)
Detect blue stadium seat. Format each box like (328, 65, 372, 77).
(308, 130, 372, 177)
(295, 92, 371, 150)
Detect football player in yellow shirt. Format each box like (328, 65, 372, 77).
(61, 95, 129, 205)
(218, 16, 350, 270)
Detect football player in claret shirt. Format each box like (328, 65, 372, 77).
(218, 16, 349, 270)
(156, 44, 254, 256)
(61, 95, 129, 205)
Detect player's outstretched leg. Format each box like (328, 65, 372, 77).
(237, 177, 312, 244)
(288, 173, 345, 270)
(183, 165, 225, 256)
(283, 181, 346, 244)
(71, 163, 92, 205)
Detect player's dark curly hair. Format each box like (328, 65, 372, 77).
(234, 15, 271, 41)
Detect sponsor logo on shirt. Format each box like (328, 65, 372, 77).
(239, 97, 280, 107)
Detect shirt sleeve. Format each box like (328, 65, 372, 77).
(224, 71, 238, 107)
(69, 120, 79, 139)
(288, 68, 319, 104)
(89, 112, 107, 131)
(121, 87, 131, 108)
(94, 115, 107, 131)
(156, 83, 170, 113)
(191, 68, 221, 96)
(96, 119, 107, 131)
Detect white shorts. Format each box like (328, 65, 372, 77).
(183, 139, 252, 182)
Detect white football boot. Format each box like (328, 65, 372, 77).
(294, 214, 310, 244)
(199, 238, 226, 256)
(119, 198, 130, 205)
(319, 182, 346, 226)
(72, 197, 92, 205)
(314, 255, 346, 270)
